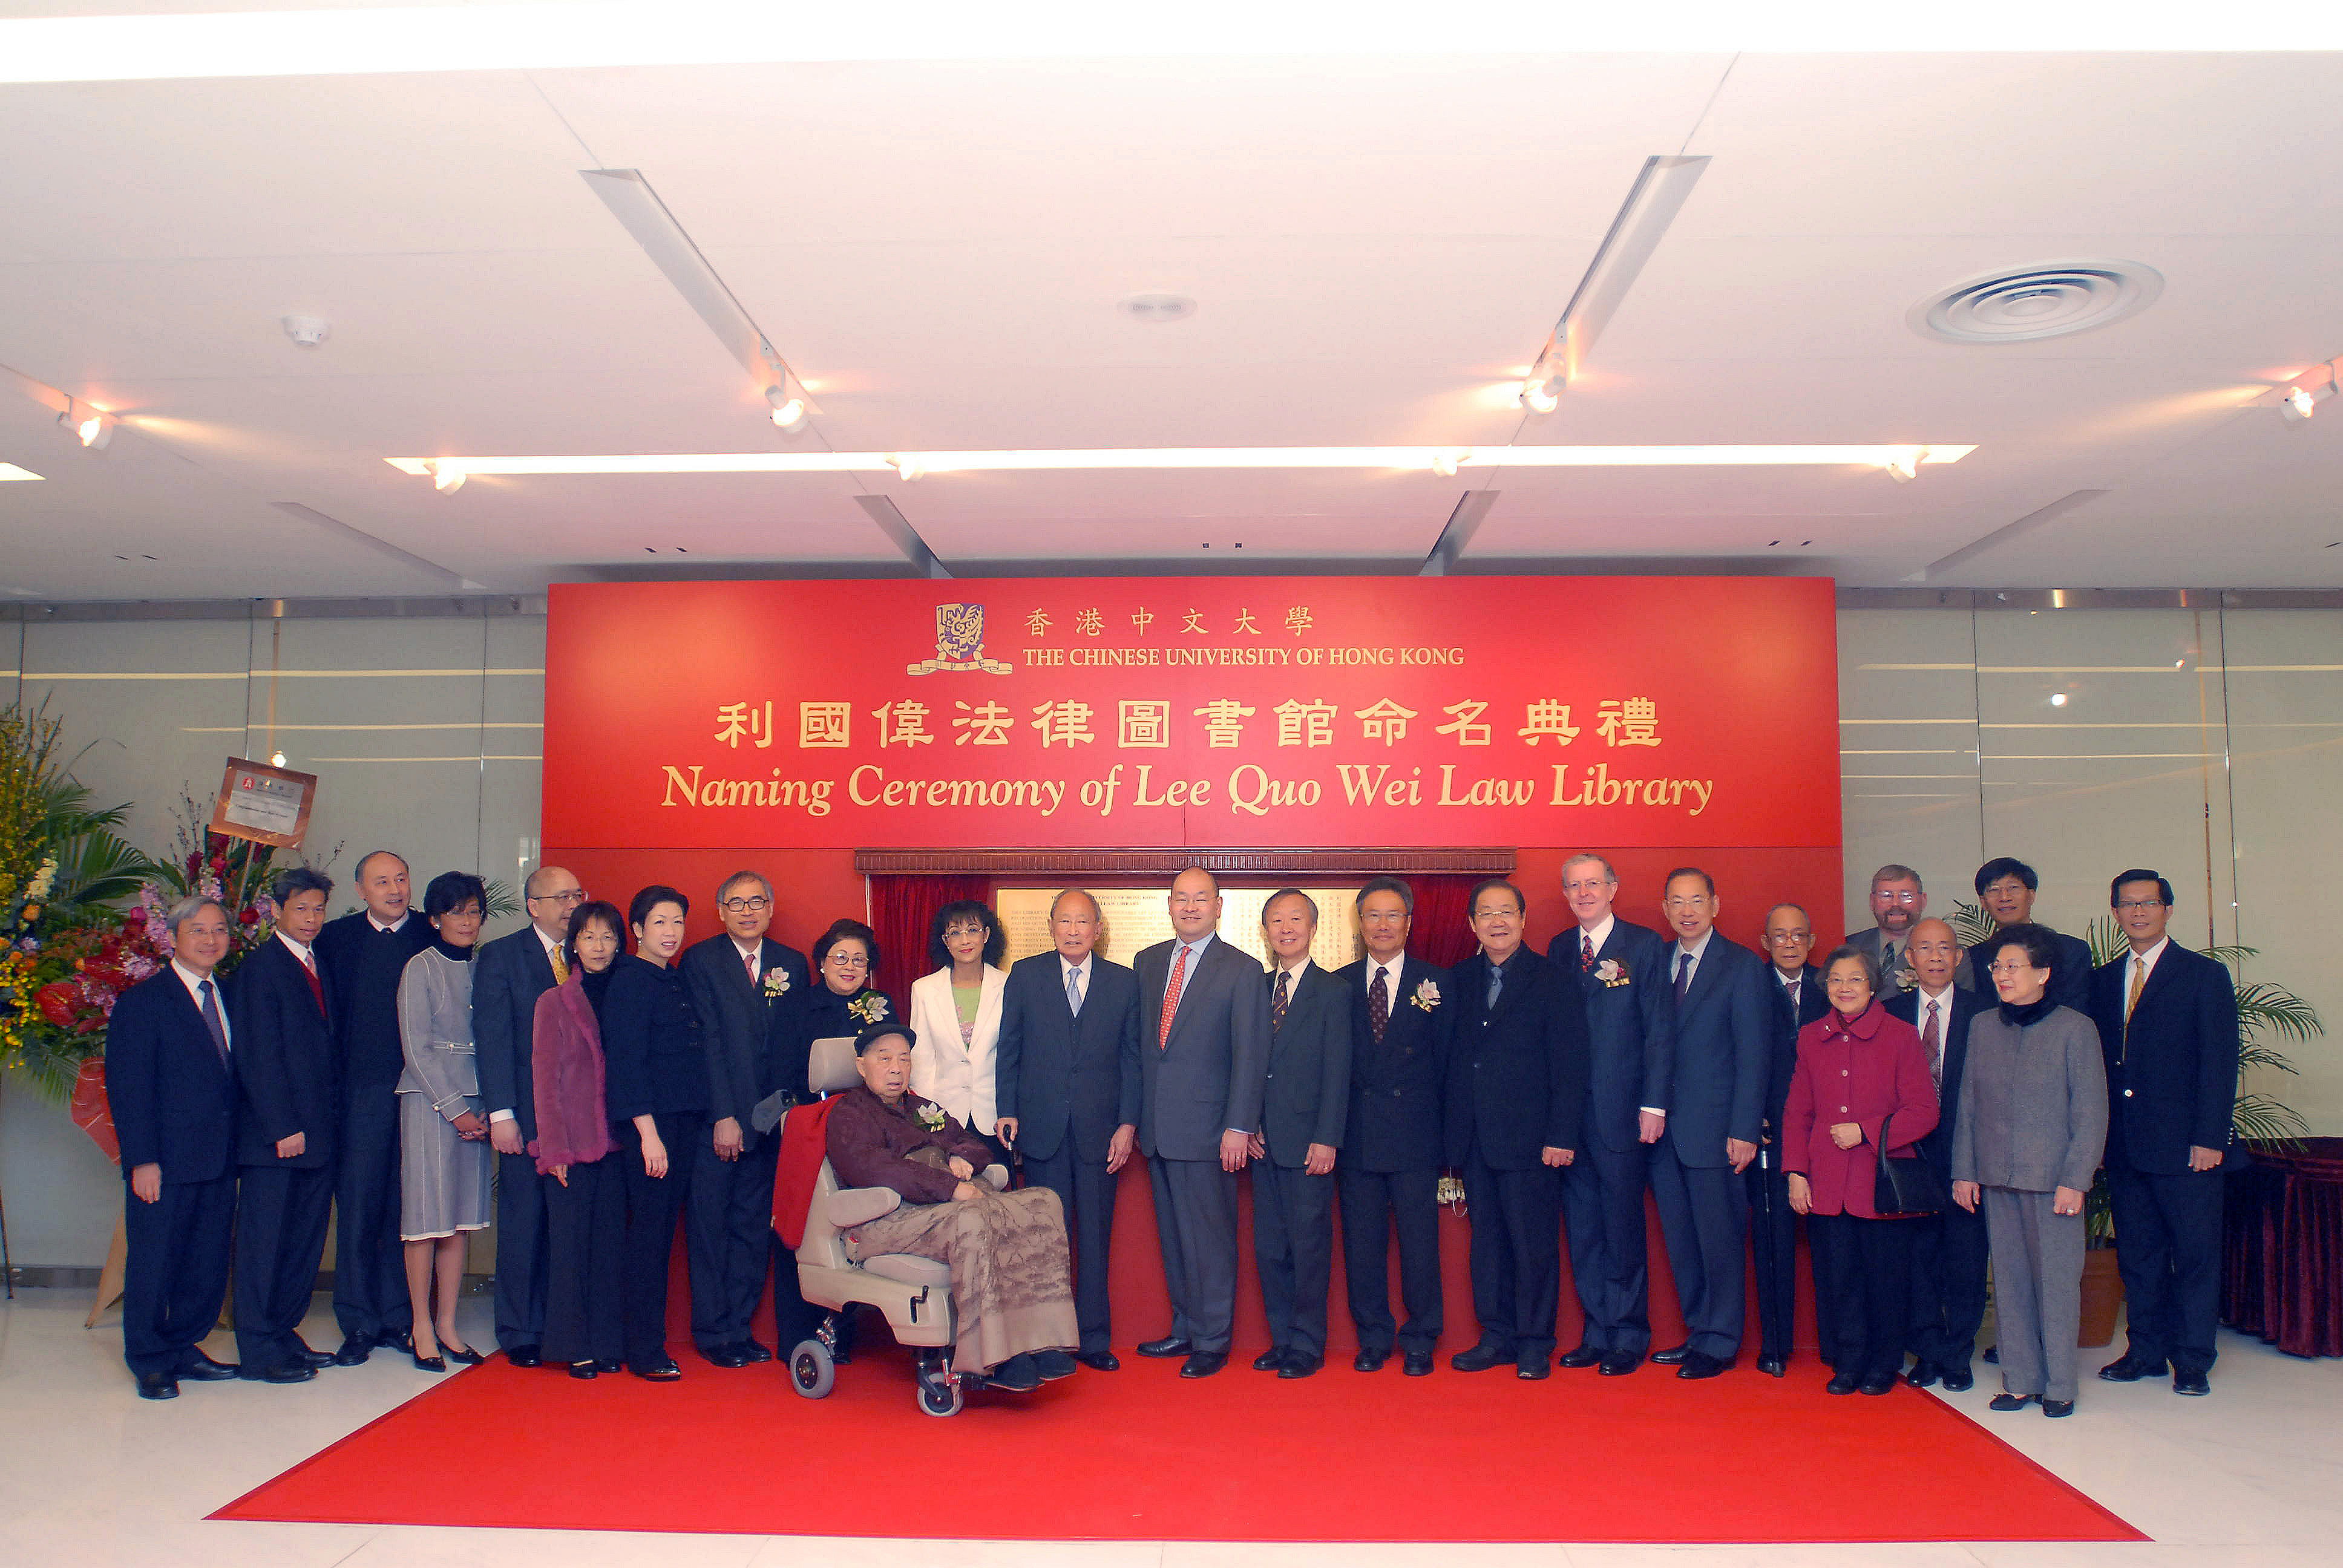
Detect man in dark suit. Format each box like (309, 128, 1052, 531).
(108, 897, 242, 1399)
(1247, 889, 1352, 1379)
(314, 849, 433, 1364)
(228, 867, 339, 1383)
(1446, 877, 1589, 1379)
(1556, 854, 1673, 1376)
(2090, 869, 2240, 1397)
(1961, 857, 2094, 1014)
(1647, 868, 1768, 1379)
(471, 863, 585, 1367)
(1846, 863, 1925, 999)
(1886, 916, 1990, 1391)
(997, 887, 1141, 1373)
(680, 869, 813, 1368)
(1335, 877, 1449, 1376)
(1752, 903, 1830, 1376)
(1133, 866, 1271, 1379)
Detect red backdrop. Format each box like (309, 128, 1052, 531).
(545, 575, 1844, 1354)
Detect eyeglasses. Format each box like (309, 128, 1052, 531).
(1987, 961, 2040, 977)
(528, 888, 587, 904)
(719, 896, 771, 913)
(2114, 899, 2166, 913)
(1873, 889, 1921, 905)
(1765, 931, 1812, 944)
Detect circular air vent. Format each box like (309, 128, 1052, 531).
(1909, 260, 2163, 344)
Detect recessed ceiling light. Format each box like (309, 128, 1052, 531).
(1118, 293, 1196, 323)
(0, 462, 42, 482)
(1910, 261, 2162, 344)
(2050, 692, 2069, 707)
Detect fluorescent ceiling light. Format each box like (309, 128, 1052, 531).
(388, 443, 1976, 477)
(0, 463, 45, 482)
(5, 5, 2341, 83)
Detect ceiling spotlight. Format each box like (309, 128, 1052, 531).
(765, 384, 808, 433)
(1430, 449, 1469, 477)
(1883, 448, 1924, 483)
(2049, 692, 2069, 707)
(1521, 376, 1561, 415)
(2280, 369, 2336, 422)
(269, 751, 288, 768)
(58, 403, 112, 450)
(426, 460, 466, 494)
(886, 454, 925, 482)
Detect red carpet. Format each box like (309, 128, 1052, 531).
(214, 1340, 2141, 1543)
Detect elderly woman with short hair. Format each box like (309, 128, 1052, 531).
(1953, 922, 2109, 1417)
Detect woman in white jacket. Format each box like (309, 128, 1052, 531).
(907, 899, 1010, 1162)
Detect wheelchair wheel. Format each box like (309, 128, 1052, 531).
(787, 1338, 835, 1400)
(916, 1364, 963, 1417)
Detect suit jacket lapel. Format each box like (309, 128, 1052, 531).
(172, 979, 229, 1079)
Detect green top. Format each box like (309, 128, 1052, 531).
(952, 982, 982, 1025)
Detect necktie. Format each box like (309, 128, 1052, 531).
(1066, 962, 1084, 1017)
(2126, 959, 2146, 1024)
(1158, 944, 1190, 1049)
(1881, 941, 1898, 980)
(1369, 965, 1390, 1045)
(1581, 932, 1596, 972)
(198, 978, 230, 1070)
(548, 944, 568, 985)
(1675, 951, 1693, 1005)
(1784, 976, 1800, 1016)
(741, 948, 757, 987)
(1272, 968, 1291, 1033)
(1921, 999, 1943, 1089)
(1486, 959, 1504, 1010)
(298, 950, 326, 1016)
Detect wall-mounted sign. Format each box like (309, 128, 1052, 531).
(209, 756, 318, 849)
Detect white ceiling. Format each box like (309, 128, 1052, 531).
(2, 19, 2341, 599)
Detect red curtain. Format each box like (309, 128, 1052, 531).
(869, 874, 992, 1004)
(1404, 874, 1489, 969)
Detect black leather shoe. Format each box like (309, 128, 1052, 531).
(379, 1329, 415, 1356)
(1450, 1342, 1510, 1373)
(631, 1358, 683, 1381)
(1252, 1348, 1289, 1372)
(1279, 1354, 1323, 1379)
(1557, 1344, 1604, 1370)
(1649, 1342, 1690, 1365)
(1075, 1348, 1121, 1372)
(739, 1339, 775, 1364)
(703, 1344, 752, 1369)
(1826, 1371, 1863, 1395)
(1677, 1350, 1728, 1380)
(1598, 1351, 1641, 1377)
(1178, 1350, 1228, 1378)
(594, 1358, 626, 1374)
(2098, 1354, 2165, 1382)
(2174, 1368, 2211, 1396)
(135, 1371, 179, 1400)
(1940, 1367, 1974, 1392)
(1138, 1334, 1193, 1359)
(568, 1361, 598, 1380)
(1906, 1359, 1940, 1388)
(1858, 1373, 1897, 1396)
(1353, 1347, 1389, 1372)
(412, 1352, 448, 1373)
(985, 1353, 1042, 1392)
(2042, 1398, 2076, 1417)
(332, 1336, 372, 1367)
(1034, 1348, 1078, 1380)
(1756, 1355, 1788, 1378)
(179, 1352, 238, 1381)
(1516, 1353, 1551, 1380)
(1989, 1391, 2036, 1411)
(1403, 1350, 1434, 1377)
(444, 1344, 486, 1366)
(290, 1339, 335, 1370)
(1983, 1343, 2000, 1364)
(240, 1362, 317, 1383)
(504, 1345, 542, 1369)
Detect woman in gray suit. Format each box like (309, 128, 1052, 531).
(396, 871, 494, 1371)
(1952, 922, 2108, 1417)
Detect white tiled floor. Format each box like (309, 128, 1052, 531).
(3, 1285, 2338, 1566)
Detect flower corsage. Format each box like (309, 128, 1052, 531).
(914, 1102, 946, 1132)
(1596, 958, 1631, 989)
(1410, 978, 1441, 1012)
(762, 968, 791, 999)
(848, 989, 888, 1025)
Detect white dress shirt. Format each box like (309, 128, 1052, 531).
(172, 959, 232, 1051)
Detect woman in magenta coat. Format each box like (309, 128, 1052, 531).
(1784, 945, 1941, 1395)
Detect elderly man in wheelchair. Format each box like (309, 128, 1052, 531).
(770, 1022, 1080, 1414)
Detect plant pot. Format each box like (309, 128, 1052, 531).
(2077, 1245, 2123, 1348)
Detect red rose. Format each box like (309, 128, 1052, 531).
(122, 910, 146, 930)
(238, 907, 260, 925)
(36, 981, 77, 1026)
(209, 856, 228, 874)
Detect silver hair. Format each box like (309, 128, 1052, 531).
(716, 868, 773, 904)
(1050, 887, 1103, 921)
(1561, 852, 1618, 885)
(167, 895, 231, 935)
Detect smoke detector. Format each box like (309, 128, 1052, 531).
(281, 315, 332, 348)
(1909, 261, 2162, 344)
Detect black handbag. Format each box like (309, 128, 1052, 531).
(1871, 1111, 1949, 1217)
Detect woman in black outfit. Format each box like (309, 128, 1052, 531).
(598, 884, 706, 1380)
(801, 918, 902, 1047)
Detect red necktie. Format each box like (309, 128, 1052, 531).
(1158, 944, 1190, 1049)
(1369, 965, 1390, 1046)
(1581, 932, 1596, 972)
(300, 952, 325, 1018)
(744, 949, 758, 985)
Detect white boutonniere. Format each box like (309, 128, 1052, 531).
(1894, 968, 1919, 991)
(1597, 958, 1631, 989)
(1410, 978, 1441, 1012)
(762, 969, 791, 1000)
(848, 990, 888, 1025)
(914, 1102, 946, 1132)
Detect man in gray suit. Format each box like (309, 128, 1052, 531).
(1846, 864, 1925, 999)
(1133, 866, 1272, 1379)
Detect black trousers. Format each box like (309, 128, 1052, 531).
(541, 1158, 626, 1366)
(2108, 1163, 2227, 1373)
(1147, 1154, 1239, 1353)
(332, 1079, 407, 1342)
(616, 1111, 701, 1370)
(1745, 1158, 1799, 1362)
(1022, 1144, 1117, 1353)
(123, 1174, 235, 1376)
(492, 1146, 548, 1351)
(1647, 1132, 1749, 1359)
(1809, 1210, 1913, 1381)
(1337, 1164, 1443, 1355)
(1561, 1138, 1651, 1356)
(685, 1131, 781, 1353)
(1251, 1158, 1336, 1359)
(233, 1161, 334, 1369)
(1906, 1198, 1990, 1372)
(1461, 1149, 1563, 1359)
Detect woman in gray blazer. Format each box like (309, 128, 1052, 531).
(1952, 923, 2108, 1417)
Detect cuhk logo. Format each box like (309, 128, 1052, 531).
(906, 603, 1011, 676)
